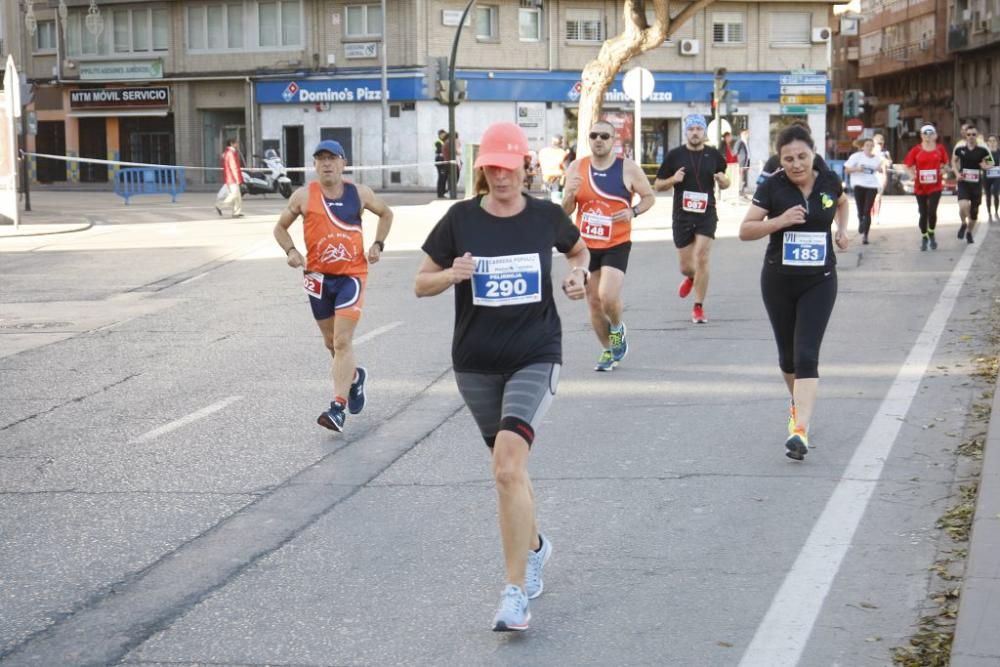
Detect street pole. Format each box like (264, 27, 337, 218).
(379, 0, 388, 190)
(446, 0, 476, 200)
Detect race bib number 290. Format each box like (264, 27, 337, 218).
(471, 254, 542, 307)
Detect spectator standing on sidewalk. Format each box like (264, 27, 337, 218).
(215, 138, 245, 219)
(435, 129, 448, 198)
(734, 129, 750, 194)
(538, 136, 568, 198)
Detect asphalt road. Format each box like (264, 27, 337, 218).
(1, 193, 996, 666)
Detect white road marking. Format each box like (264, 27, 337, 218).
(738, 226, 986, 666)
(131, 396, 243, 444)
(355, 320, 403, 345)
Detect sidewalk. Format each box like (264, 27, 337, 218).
(951, 368, 1000, 666)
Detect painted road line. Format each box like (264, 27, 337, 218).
(355, 320, 403, 346)
(131, 396, 243, 444)
(739, 225, 987, 666)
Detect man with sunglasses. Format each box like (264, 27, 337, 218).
(273, 139, 394, 432)
(562, 121, 656, 371)
(654, 114, 730, 324)
(953, 124, 994, 244)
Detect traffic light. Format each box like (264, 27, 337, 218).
(725, 89, 740, 115)
(856, 89, 866, 116)
(887, 103, 900, 128)
(435, 79, 468, 105)
(424, 56, 448, 101)
(844, 89, 858, 118)
(712, 67, 728, 115)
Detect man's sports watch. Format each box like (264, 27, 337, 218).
(632, 206, 641, 218)
(374, 240, 385, 251)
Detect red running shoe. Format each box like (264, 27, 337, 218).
(692, 304, 708, 324)
(678, 276, 694, 298)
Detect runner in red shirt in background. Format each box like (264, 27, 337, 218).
(903, 125, 950, 251)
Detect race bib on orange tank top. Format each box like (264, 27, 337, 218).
(573, 157, 632, 249)
(578, 200, 614, 242)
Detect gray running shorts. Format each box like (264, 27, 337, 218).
(454, 363, 560, 448)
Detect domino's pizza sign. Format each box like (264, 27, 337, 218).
(282, 82, 299, 102)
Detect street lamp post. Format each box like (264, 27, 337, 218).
(445, 0, 476, 200)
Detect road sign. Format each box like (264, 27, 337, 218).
(780, 74, 827, 86)
(779, 104, 825, 114)
(780, 95, 826, 105)
(622, 67, 654, 102)
(779, 72, 828, 116)
(780, 85, 825, 95)
(846, 119, 864, 136)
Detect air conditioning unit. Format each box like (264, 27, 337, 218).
(811, 27, 832, 43)
(679, 38, 700, 55)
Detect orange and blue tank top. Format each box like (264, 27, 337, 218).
(303, 181, 368, 276)
(574, 156, 634, 249)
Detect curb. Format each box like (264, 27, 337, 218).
(0, 222, 94, 238)
(951, 369, 1000, 666)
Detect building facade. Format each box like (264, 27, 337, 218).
(5, 0, 840, 189)
(947, 0, 1000, 137)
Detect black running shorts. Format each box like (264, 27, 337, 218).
(587, 241, 631, 274)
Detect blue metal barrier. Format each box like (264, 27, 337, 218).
(114, 167, 185, 204)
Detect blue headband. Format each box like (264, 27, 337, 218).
(684, 115, 707, 131)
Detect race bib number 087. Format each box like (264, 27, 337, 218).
(682, 190, 708, 213)
(471, 254, 543, 307)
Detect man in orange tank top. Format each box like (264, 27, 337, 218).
(562, 120, 656, 372)
(273, 140, 393, 433)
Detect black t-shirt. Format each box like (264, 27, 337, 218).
(421, 195, 581, 373)
(760, 154, 828, 180)
(955, 145, 991, 184)
(751, 169, 844, 275)
(656, 146, 727, 223)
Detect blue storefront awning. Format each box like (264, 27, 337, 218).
(255, 70, 828, 105)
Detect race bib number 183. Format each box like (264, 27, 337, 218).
(782, 231, 827, 267)
(472, 254, 543, 307)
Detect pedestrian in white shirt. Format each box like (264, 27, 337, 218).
(844, 138, 883, 244)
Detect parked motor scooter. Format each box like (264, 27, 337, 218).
(240, 149, 293, 198)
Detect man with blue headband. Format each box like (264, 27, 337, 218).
(654, 114, 730, 324)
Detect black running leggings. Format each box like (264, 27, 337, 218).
(853, 186, 878, 235)
(916, 192, 942, 235)
(987, 179, 1000, 214)
(760, 267, 837, 379)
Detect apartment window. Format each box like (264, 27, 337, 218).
(35, 19, 56, 52)
(476, 6, 498, 40)
(519, 8, 541, 41)
(712, 12, 744, 44)
(770, 12, 811, 46)
(259, 1, 302, 47)
(567, 8, 604, 42)
(68, 8, 169, 56)
(345, 4, 382, 38)
(188, 4, 244, 50)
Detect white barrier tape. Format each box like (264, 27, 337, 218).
(286, 160, 459, 173)
(24, 151, 220, 171)
(24, 151, 458, 174)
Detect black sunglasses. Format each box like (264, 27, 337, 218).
(967, 132, 978, 137)
(589, 132, 611, 140)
